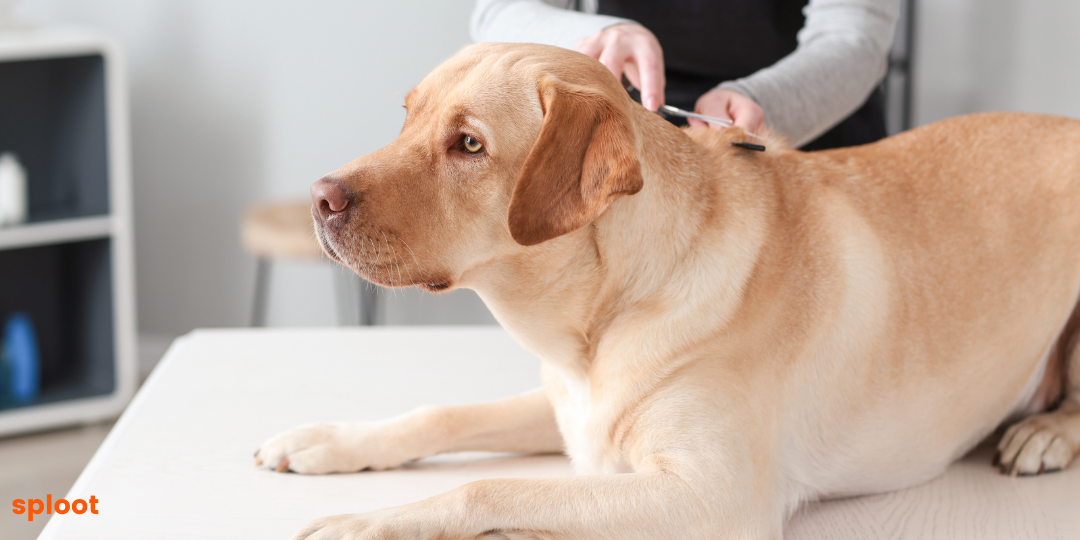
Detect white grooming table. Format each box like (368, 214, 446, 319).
(39, 328, 1080, 539)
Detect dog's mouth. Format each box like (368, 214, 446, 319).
(313, 223, 344, 264)
(420, 282, 451, 293)
(313, 221, 453, 292)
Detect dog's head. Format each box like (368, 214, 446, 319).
(310, 43, 643, 292)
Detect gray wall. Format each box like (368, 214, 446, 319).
(18, 0, 495, 334)
(915, 0, 1080, 124)
(15, 0, 1080, 336)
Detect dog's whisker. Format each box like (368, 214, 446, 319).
(381, 231, 404, 296)
(364, 236, 383, 283)
(388, 243, 406, 295)
(397, 236, 428, 278)
(380, 236, 397, 297)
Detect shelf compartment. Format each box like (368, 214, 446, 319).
(0, 54, 110, 222)
(0, 215, 111, 250)
(0, 238, 115, 411)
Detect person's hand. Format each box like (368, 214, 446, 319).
(576, 24, 665, 112)
(691, 88, 767, 137)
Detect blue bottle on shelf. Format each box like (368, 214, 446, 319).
(0, 312, 41, 409)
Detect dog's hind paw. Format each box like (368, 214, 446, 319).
(996, 410, 1080, 476)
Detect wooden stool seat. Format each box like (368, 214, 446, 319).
(240, 199, 380, 326)
(241, 200, 323, 260)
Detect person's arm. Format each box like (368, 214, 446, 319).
(711, 0, 902, 147)
(471, 0, 665, 112)
(470, 0, 632, 51)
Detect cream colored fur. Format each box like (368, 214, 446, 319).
(255, 43, 1080, 540)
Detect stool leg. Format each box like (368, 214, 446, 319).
(331, 269, 380, 326)
(251, 258, 270, 327)
(359, 282, 379, 326)
(333, 269, 360, 326)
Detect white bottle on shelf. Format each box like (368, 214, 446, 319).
(0, 152, 28, 226)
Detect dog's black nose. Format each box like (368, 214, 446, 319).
(311, 177, 350, 220)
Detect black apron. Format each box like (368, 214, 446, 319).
(597, 0, 885, 150)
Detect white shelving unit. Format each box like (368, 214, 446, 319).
(0, 27, 136, 436)
(0, 215, 113, 250)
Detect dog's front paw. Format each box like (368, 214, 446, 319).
(291, 510, 428, 540)
(996, 412, 1079, 476)
(255, 422, 415, 474)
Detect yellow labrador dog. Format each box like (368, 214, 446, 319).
(255, 43, 1080, 539)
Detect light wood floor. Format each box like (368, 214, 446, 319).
(0, 421, 114, 540)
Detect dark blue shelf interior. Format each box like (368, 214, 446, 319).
(0, 239, 115, 410)
(0, 54, 110, 222)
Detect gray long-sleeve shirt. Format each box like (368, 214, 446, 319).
(470, 0, 901, 146)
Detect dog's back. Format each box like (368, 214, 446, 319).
(686, 112, 1080, 495)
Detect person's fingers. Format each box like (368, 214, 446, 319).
(576, 33, 604, 59)
(597, 38, 629, 84)
(693, 88, 771, 134)
(577, 24, 667, 111)
(729, 97, 765, 135)
(622, 58, 664, 111)
(687, 117, 707, 129)
(699, 96, 733, 130)
(698, 98, 732, 119)
(624, 62, 641, 90)
(633, 45, 664, 111)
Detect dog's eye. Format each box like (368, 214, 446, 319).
(462, 135, 483, 154)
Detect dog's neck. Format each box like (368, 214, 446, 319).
(468, 108, 773, 379)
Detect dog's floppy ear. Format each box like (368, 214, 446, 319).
(507, 78, 643, 246)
